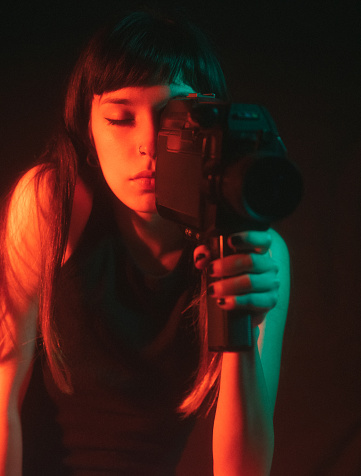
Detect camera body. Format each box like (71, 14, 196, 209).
(155, 94, 302, 351)
(156, 93, 302, 237)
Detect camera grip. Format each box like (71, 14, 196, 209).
(207, 235, 253, 351)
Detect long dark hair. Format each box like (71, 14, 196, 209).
(1, 8, 229, 416)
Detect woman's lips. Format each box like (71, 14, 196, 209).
(130, 171, 155, 190)
(131, 170, 155, 180)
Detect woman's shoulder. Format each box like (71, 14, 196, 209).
(8, 164, 52, 206)
(5, 165, 94, 292)
(4, 165, 54, 306)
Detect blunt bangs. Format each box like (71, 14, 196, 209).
(87, 12, 227, 99)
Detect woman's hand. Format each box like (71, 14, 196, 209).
(193, 230, 280, 325)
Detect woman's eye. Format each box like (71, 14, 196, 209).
(106, 117, 135, 126)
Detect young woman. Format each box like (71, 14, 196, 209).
(0, 8, 290, 476)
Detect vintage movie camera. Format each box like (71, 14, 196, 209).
(156, 94, 303, 351)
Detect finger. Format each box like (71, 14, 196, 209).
(209, 271, 280, 297)
(193, 244, 212, 270)
(209, 253, 279, 278)
(227, 230, 272, 254)
(215, 291, 279, 312)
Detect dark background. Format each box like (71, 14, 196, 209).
(1, 1, 361, 474)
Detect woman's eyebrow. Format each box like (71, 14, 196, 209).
(100, 97, 132, 105)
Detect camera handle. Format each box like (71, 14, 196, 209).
(207, 234, 253, 351)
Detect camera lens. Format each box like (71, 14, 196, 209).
(243, 156, 303, 222)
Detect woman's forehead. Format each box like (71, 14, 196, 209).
(94, 82, 196, 107)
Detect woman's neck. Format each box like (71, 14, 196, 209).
(113, 201, 186, 276)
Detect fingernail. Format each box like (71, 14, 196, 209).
(195, 253, 206, 263)
(208, 285, 215, 296)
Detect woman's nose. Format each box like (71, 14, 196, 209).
(138, 112, 159, 159)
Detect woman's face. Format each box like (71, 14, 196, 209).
(90, 82, 196, 218)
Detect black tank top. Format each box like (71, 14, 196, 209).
(21, 195, 200, 476)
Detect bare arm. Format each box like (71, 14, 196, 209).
(195, 229, 290, 475)
(0, 304, 37, 476)
(0, 167, 50, 476)
(213, 230, 289, 476)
